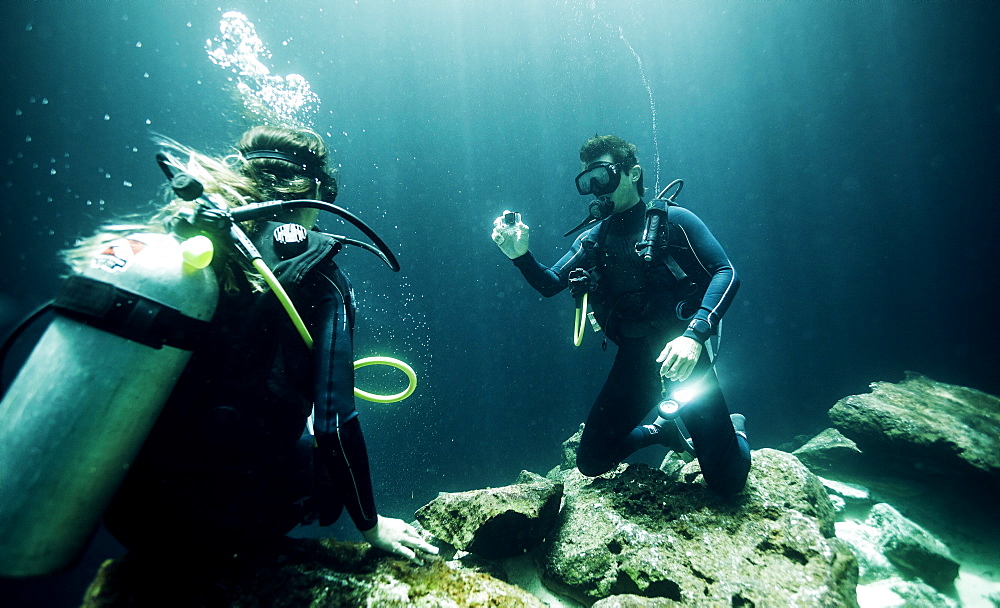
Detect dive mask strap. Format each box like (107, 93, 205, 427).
(243, 149, 325, 178)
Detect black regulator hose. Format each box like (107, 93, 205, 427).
(157, 153, 400, 273)
(230, 200, 400, 272)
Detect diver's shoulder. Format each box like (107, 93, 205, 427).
(571, 221, 603, 245)
(667, 204, 708, 226)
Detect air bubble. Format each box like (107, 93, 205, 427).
(593, 9, 661, 192)
(205, 11, 319, 128)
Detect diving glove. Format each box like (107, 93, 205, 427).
(491, 210, 529, 259)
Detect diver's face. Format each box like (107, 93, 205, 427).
(587, 153, 641, 214)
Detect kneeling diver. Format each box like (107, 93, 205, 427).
(491, 134, 751, 495)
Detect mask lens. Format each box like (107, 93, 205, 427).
(575, 162, 621, 196)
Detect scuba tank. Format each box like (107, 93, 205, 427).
(0, 232, 218, 577)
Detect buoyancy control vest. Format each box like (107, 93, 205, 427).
(157, 221, 351, 455)
(580, 201, 703, 341)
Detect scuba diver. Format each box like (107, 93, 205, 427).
(490, 134, 750, 495)
(0, 125, 436, 570)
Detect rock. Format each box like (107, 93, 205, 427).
(834, 519, 899, 583)
(792, 427, 865, 476)
(817, 477, 873, 519)
(414, 471, 563, 559)
(592, 595, 678, 607)
(81, 537, 546, 607)
(866, 503, 960, 592)
(537, 450, 858, 607)
(550, 424, 584, 476)
(817, 477, 871, 504)
(834, 503, 960, 595)
(775, 433, 817, 453)
(828, 372, 1000, 488)
(856, 576, 958, 608)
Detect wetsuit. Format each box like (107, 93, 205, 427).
(512, 202, 750, 494)
(103, 221, 377, 555)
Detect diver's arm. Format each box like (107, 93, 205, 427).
(511, 234, 589, 297)
(671, 207, 741, 343)
(308, 269, 379, 532)
(307, 267, 437, 560)
(492, 212, 584, 296)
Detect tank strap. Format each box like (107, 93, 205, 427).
(53, 275, 212, 351)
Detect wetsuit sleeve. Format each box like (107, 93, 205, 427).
(511, 233, 590, 297)
(307, 265, 379, 532)
(670, 207, 741, 343)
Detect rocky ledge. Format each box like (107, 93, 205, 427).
(83, 373, 999, 607)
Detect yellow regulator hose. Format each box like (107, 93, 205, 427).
(249, 257, 417, 403)
(251, 258, 314, 348)
(573, 292, 588, 347)
(352, 356, 418, 403)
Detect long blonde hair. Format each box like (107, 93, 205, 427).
(63, 126, 337, 292)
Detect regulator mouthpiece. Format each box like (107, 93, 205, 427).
(588, 196, 614, 221)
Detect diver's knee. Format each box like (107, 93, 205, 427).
(703, 434, 751, 495)
(575, 450, 613, 477)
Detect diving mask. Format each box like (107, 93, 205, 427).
(575, 161, 625, 197)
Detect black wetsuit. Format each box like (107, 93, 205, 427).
(104, 221, 378, 555)
(512, 202, 750, 494)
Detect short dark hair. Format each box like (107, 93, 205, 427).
(579, 134, 644, 196)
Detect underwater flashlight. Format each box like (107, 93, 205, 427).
(656, 398, 681, 420)
(654, 381, 703, 423)
(672, 385, 700, 405)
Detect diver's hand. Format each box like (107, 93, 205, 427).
(657, 336, 703, 382)
(361, 515, 439, 561)
(491, 211, 529, 259)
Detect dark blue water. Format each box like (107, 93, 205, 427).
(2, 2, 997, 605)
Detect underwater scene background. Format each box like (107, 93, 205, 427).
(1, 1, 997, 605)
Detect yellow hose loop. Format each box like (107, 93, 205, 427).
(353, 356, 417, 403)
(573, 292, 588, 347)
(250, 257, 416, 402)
